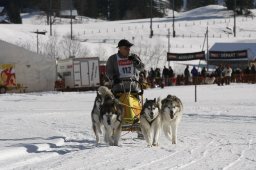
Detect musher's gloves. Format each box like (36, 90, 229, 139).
(128, 53, 140, 65)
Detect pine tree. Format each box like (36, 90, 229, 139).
(225, 0, 254, 14)
(7, 0, 22, 23)
(168, 0, 184, 11)
(187, 0, 217, 10)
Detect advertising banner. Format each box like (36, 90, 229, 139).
(167, 51, 205, 61)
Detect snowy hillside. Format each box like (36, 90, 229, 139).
(1, 5, 256, 70)
(0, 84, 256, 169)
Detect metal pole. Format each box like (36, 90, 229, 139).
(195, 80, 197, 102)
(234, 0, 236, 37)
(37, 29, 39, 54)
(107, 0, 110, 20)
(206, 27, 209, 70)
(70, 0, 73, 40)
(168, 28, 170, 67)
(50, 0, 52, 36)
(47, 0, 50, 25)
(172, 0, 176, 38)
(150, 0, 153, 38)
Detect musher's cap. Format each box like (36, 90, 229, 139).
(117, 39, 133, 48)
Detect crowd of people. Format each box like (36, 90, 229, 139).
(136, 63, 256, 88)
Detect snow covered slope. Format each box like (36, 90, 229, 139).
(0, 5, 256, 69)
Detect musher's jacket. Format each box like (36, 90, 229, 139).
(106, 52, 145, 93)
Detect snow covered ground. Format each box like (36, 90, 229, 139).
(0, 84, 256, 170)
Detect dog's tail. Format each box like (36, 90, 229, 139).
(98, 86, 115, 99)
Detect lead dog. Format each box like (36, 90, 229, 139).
(161, 95, 183, 144)
(100, 94, 123, 146)
(140, 98, 161, 147)
(91, 86, 115, 144)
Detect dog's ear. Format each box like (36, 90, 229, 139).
(97, 90, 103, 96)
(146, 98, 148, 102)
(167, 95, 172, 99)
(153, 98, 156, 102)
(161, 99, 165, 105)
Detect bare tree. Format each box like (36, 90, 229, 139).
(94, 44, 108, 61)
(79, 45, 91, 58)
(151, 42, 166, 67)
(42, 32, 59, 59)
(59, 34, 83, 58)
(132, 39, 166, 69)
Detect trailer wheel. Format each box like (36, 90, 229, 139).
(0, 86, 7, 94)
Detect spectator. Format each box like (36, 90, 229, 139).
(169, 66, 174, 85)
(169, 66, 174, 78)
(215, 64, 224, 86)
(148, 68, 156, 88)
(223, 65, 232, 85)
(184, 65, 190, 85)
(191, 66, 198, 84)
(233, 67, 242, 83)
(243, 66, 251, 83)
(201, 67, 207, 77)
(191, 66, 198, 77)
(251, 64, 256, 83)
(155, 68, 162, 87)
(162, 66, 169, 86)
(251, 64, 256, 74)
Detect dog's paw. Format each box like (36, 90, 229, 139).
(147, 144, 153, 147)
(152, 143, 159, 147)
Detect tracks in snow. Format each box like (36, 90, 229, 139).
(0, 136, 94, 170)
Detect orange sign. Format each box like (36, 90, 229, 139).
(0, 64, 16, 87)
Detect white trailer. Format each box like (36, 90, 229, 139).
(57, 57, 100, 90)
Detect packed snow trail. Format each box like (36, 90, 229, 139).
(0, 84, 256, 169)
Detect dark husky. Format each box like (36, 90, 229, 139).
(100, 94, 123, 146)
(140, 97, 161, 147)
(91, 91, 104, 144)
(161, 95, 183, 144)
(91, 86, 115, 144)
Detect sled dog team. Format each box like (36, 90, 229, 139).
(91, 86, 183, 147)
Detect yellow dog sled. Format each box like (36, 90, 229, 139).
(114, 80, 144, 132)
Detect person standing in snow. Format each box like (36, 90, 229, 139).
(184, 65, 190, 85)
(191, 66, 199, 84)
(223, 65, 232, 85)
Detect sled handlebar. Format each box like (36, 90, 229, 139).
(119, 79, 144, 96)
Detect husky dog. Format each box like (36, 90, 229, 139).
(161, 95, 183, 144)
(91, 86, 115, 144)
(204, 76, 216, 84)
(91, 91, 104, 144)
(100, 94, 123, 146)
(140, 98, 161, 147)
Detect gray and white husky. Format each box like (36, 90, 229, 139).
(161, 95, 183, 144)
(91, 86, 115, 144)
(140, 97, 161, 147)
(100, 93, 123, 146)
